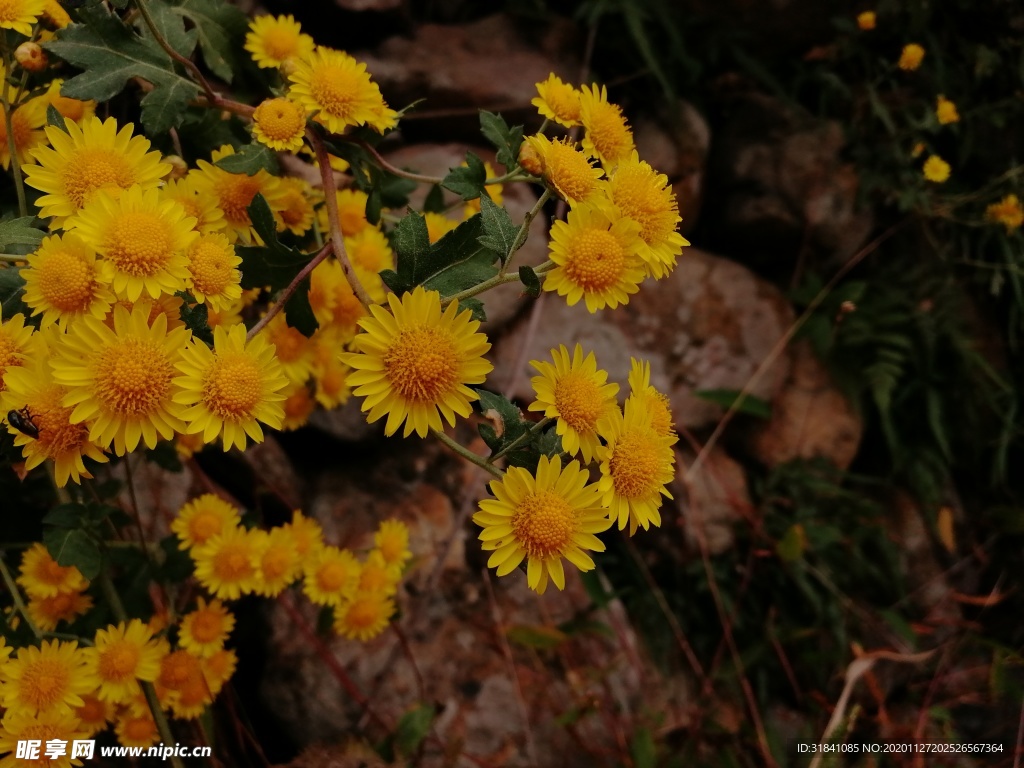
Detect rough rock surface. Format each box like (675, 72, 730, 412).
(746, 339, 863, 470)
(259, 437, 690, 767)
(705, 91, 873, 268)
(359, 15, 575, 141)
(492, 248, 796, 431)
(676, 446, 752, 556)
(382, 142, 548, 331)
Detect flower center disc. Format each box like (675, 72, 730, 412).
(95, 338, 173, 416)
(609, 429, 662, 498)
(384, 327, 460, 403)
(189, 242, 234, 295)
(202, 353, 262, 421)
(564, 228, 625, 291)
(263, 28, 300, 61)
(106, 211, 174, 277)
(310, 64, 360, 120)
(511, 490, 576, 558)
(99, 641, 140, 680)
(61, 149, 135, 209)
(216, 174, 262, 225)
(188, 512, 223, 544)
(553, 371, 603, 433)
(191, 612, 223, 643)
(39, 248, 97, 313)
(23, 659, 68, 709)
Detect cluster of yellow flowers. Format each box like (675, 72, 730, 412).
(1, 545, 237, 753)
(173, 495, 411, 641)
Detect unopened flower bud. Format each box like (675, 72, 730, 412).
(518, 142, 543, 177)
(15, 42, 47, 72)
(279, 57, 300, 79)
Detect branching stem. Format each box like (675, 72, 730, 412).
(246, 241, 332, 341)
(430, 428, 503, 478)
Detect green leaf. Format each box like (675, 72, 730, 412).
(173, 0, 247, 84)
(630, 728, 657, 768)
(158, 535, 194, 581)
(44, 5, 200, 134)
(145, 441, 183, 472)
(365, 187, 382, 226)
(378, 172, 417, 210)
(283, 277, 318, 336)
(479, 111, 523, 171)
(456, 297, 486, 323)
(423, 184, 445, 213)
(43, 528, 102, 581)
(506, 623, 568, 650)
(141, 0, 197, 58)
(43, 503, 89, 529)
(441, 152, 486, 200)
(0, 268, 28, 319)
(395, 704, 435, 758)
(476, 390, 529, 452)
(177, 294, 213, 345)
(519, 265, 541, 297)
(0, 218, 45, 255)
(694, 388, 772, 419)
(776, 523, 807, 563)
(237, 194, 311, 292)
(215, 143, 276, 175)
(867, 86, 897, 136)
(46, 104, 66, 131)
(391, 214, 497, 298)
(477, 194, 518, 262)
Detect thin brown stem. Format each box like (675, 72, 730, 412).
(308, 129, 373, 308)
(246, 241, 332, 342)
(499, 188, 552, 278)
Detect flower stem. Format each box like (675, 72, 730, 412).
(133, 0, 218, 103)
(430, 428, 503, 479)
(99, 571, 186, 768)
(0, 554, 40, 638)
(490, 417, 551, 463)
(0, 52, 27, 219)
(499, 188, 552, 278)
(442, 259, 554, 309)
(246, 241, 332, 342)
(308, 129, 373, 308)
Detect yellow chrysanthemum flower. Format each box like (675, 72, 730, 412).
(898, 43, 925, 71)
(36, 79, 96, 123)
(283, 510, 324, 559)
(0, 639, 96, 716)
(84, 620, 165, 704)
(275, 177, 316, 236)
(156, 649, 210, 719)
(986, 194, 1024, 232)
(258, 312, 314, 387)
(16, 543, 87, 599)
(245, 14, 314, 69)
(74, 692, 113, 738)
(605, 151, 688, 278)
(114, 706, 159, 749)
(528, 344, 619, 464)
(596, 399, 677, 535)
(935, 95, 959, 125)
(171, 672, 215, 720)
(311, 327, 352, 409)
(2, 349, 109, 486)
(627, 358, 675, 437)
(524, 134, 603, 205)
(543, 201, 645, 312)
(161, 175, 228, 236)
(289, 47, 397, 135)
(345, 226, 395, 278)
(579, 84, 634, 168)
(357, 550, 401, 596)
(474, 455, 611, 594)
(374, 519, 412, 568)
(532, 73, 581, 128)
(424, 211, 458, 243)
(68, 184, 197, 301)
(24, 116, 171, 228)
(179, 597, 235, 658)
(0, 709, 88, 768)
(280, 382, 315, 431)
(200, 648, 237, 696)
(251, 527, 300, 597)
(0, 0, 44, 37)
(923, 154, 950, 183)
(303, 545, 360, 607)
(320, 187, 371, 238)
(0, 96, 47, 170)
(191, 526, 260, 600)
(185, 233, 242, 310)
(342, 286, 494, 438)
(856, 11, 876, 30)
(333, 591, 396, 641)
(100, 295, 185, 333)
(51, 303, 190, 455)
(189, 146, 287, 244)
(172, 493, 241, 550)
(26, 589, 93, 632)
(0, 306, 34, 394)
(253, 97, 307, 152)
(20, 233, 114, 328)
(309, 258, 368, 342)
(173, 323, 289, 451)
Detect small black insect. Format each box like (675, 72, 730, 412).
(7, 408, 39, 439)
